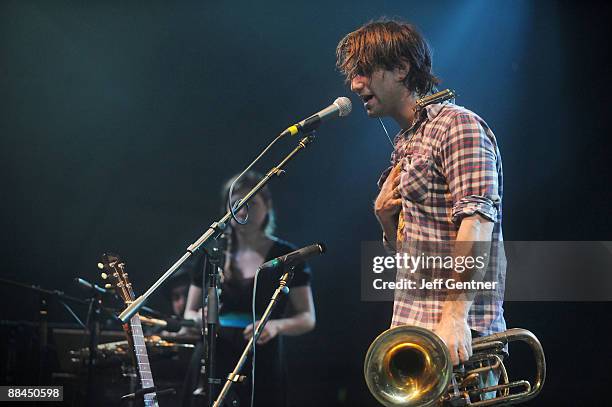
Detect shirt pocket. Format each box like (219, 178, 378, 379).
(399, 154, 432, 203)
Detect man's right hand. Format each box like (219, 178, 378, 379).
(375, 164, 402, 224)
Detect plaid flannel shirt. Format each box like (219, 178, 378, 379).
(377, 103, 506, 335)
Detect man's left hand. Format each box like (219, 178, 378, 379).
(433, 315, 472, 366)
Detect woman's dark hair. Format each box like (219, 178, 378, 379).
(336, 19, 439, 96)
(221, 170, 276, 236)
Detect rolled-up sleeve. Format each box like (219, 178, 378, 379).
(440, 113, 501, 226)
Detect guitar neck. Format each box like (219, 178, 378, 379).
(128, 314, 159, 407)
(100, 254, 160, 407)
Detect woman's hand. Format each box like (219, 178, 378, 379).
(243, 320, 281, 345)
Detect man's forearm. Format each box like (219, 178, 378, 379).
(441, 214, 494, 318)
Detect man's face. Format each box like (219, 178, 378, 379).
(350, 68, 408, 118)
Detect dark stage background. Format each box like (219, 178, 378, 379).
(1, 1, 611, 406)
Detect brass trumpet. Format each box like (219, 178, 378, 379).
(364, 326, 546, 406)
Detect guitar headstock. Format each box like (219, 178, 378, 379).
(98, 253, 135, 305)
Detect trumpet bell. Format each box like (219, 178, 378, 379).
(364, 326, 452, 407)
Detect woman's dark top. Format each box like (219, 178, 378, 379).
(187, 238, 311, 407)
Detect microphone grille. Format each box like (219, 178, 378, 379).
(334, 97, 352, 117)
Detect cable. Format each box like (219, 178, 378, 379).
(228, 133, 284, 225)
(250, 268, 261, 407)
(378, 118, 395, 148)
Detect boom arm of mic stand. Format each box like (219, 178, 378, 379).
(118, 133, 317, 324)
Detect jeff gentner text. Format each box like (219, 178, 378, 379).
(372, 278, 498, 291)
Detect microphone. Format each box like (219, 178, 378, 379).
(280, 97, 352, 137)
(75, 277, 110, 296)
(259, 243, 326, 270)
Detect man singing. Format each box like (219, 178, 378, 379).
(336, 19, 506, 367)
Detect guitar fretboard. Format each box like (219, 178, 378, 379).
(130, 314, 158, 407)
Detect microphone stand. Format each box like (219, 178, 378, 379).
(201, 236, 226, 406)
(118, 133, 316, 325)
(86, 290, 102, 406)
(212, 268, 294, 407)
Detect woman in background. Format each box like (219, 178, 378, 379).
(182, 171, 316, 407)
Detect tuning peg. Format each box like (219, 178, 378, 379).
(101, 272, 108, 280)
(97, 262, 104, 270)
(104, 284, 112, 289)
